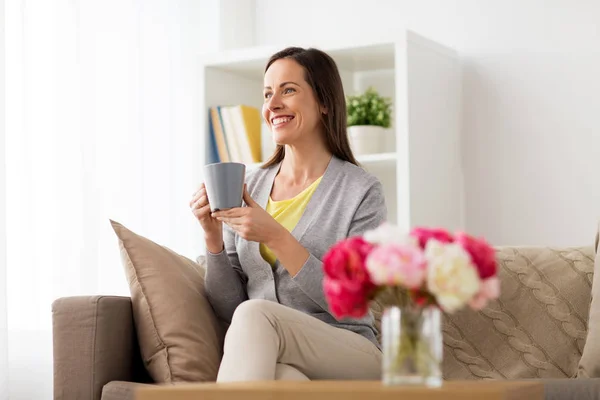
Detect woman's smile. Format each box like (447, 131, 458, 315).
(271, 115, 295, 129)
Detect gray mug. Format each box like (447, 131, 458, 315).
(203, 162, 246, 212)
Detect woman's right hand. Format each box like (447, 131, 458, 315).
(190, 184, 223, 253)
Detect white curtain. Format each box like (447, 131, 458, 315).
(1, 0, 9, 396)
(4, 0, 211, 398)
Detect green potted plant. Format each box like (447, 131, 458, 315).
(346, 87, 393, 155)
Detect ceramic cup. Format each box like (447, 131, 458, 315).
(203, 162, 246, 212)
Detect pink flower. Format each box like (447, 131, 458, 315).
(322, 237, 375, 319)
(468, 277, 500, 310)
(455, 232, 497, 279)
(323, 278, 369, 319)
(410, 227, 454, 250)
(323, 236, 374, 285)
(365, 243, 427, 288)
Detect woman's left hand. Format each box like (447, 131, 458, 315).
(212, 184, 284, 246)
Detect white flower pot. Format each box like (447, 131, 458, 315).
(348, 125, 388, 156)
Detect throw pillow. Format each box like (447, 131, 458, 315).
(578, 221, 600, 377)
(371, 244, 595, 379)
(110, 220, 224, 383)
(443, 245, 593, 380)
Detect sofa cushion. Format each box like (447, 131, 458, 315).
(578, 222, 600, 377)
(371, 245, 595, 380)
(111, 220, 224, 383)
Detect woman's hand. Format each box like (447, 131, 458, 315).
(212, 184, 284, 246)
(214, 184, 309, 276)
(190, 183, 223, 253)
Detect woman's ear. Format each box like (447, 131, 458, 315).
(321, 105, 328, 115)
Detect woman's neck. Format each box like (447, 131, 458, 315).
(279, 144, 332, 186)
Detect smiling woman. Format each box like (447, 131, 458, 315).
(191, 47, 388, 383)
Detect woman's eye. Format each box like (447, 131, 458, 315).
(264, 92, 272, 99)
(284, 88, 295, 94)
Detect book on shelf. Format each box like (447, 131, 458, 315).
(207, 105, 263, 165)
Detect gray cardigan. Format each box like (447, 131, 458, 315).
(204, 155, 387, 347)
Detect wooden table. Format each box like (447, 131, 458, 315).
(136, 380, 544, 400)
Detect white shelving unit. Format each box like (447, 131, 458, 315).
(198, 30, 464, 233)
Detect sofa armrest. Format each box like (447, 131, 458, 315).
(52, 296, 139, 400)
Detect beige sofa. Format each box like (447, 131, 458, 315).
(52, 243, 600, 400)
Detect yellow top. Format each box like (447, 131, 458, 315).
(260, 176, 323, 266)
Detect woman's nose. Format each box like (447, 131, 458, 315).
(267, 93, 283, 111)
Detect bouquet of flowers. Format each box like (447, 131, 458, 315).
(323, 222, 500, 319)
(323, 223, 500, 386)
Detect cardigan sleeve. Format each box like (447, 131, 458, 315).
(291, 180, 387, 312)
(204, 223, 249, 323)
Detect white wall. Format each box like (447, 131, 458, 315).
(255, 0, 600, 246)
(219, 0, 256, 50)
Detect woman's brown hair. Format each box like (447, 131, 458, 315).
(261, 47, 359, 168)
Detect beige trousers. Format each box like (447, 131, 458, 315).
(216, 299, 382, 382)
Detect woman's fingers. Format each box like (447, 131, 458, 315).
(216, 215, 243, 226)
(189, 192, 200, 207)
(193, 195, 208, 211)
(192, 203, 212, 219)
(212, 208, 245, 218)
(189, 186, 206, 207)
(190, 189, 207, 207)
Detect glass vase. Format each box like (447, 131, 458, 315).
(381, 305, 443, 387)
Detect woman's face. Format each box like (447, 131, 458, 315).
(262, 58, 324, 146)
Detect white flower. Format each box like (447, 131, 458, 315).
(425, 239, 480, 313)
(363, 222, 416, 246)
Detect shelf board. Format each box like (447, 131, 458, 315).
(199, 30, 457, 82)
(201, 42, 396, 81)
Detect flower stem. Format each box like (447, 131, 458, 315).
(390, 305, 436, 378)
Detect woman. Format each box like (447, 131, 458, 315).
(190, 47, 387, 382)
